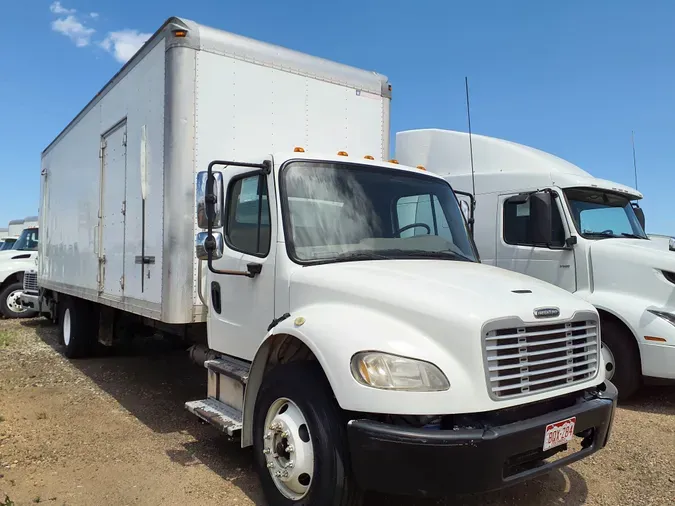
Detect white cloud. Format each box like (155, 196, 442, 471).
(90, 12, 99, 19)
(100, 30, 152, 63)
(51, 15, 96, 47)
(50, 2, 75, 15)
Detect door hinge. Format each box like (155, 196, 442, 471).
(99, 139, 107, 159)
(121, 200, 126, 216)
(120, 276, 125, 290)
(122, 132, 127, 147)
(99, 255, 107, 265)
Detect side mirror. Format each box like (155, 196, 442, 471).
(632, 203, 645, 231)
(195, 231, 223, 260)
(529, 191, 553, 245)
(196, 171, 223, 229)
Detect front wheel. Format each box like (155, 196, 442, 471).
(59, 297, 96, 359)
(601, 318, 641, 400)
(253, 362, 363, 506)
(0, 281, 37, 319)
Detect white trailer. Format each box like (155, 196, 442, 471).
(38, 18, 616, 504)
(7, 219, 24, 237)
(23, 215, 38, 228)
(0, 228, 7, 240)
(396, 129, 675, 399)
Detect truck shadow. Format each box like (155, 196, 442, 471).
(620, 384, 675, 416)
(25, 318, 590, 506)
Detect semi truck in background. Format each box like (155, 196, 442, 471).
(648, 234, 675, 251)
(396, 129, 675, 399)
(33, 17, 616, 504)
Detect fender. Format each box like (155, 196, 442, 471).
(0, 254, 38, 286)
(240, 303, 469, 447)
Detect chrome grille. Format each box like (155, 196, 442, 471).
(484, 319, 599, 400)
(23, 271, 38, 291)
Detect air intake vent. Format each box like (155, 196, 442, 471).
(484, 317, 599, 400)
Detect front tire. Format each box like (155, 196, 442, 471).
(602, 318, 641, 400)
(253, 362, 363, 506)
(58, 297, 96, 359)
(0, 281, 37, 319)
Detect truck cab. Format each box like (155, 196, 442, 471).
(188, 150, 616, 503)
(396, 128, 675, 399)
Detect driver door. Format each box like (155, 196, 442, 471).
(496, 191, 577, 293)
(207, 166, 277, 361)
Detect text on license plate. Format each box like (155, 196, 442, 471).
(543, 416, 576, 451)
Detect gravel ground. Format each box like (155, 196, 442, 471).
(0, 317, 673, 506)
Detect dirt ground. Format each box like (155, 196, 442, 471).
(0, 318, 673, 506)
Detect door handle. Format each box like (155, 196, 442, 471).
(247, 263, 262, 277)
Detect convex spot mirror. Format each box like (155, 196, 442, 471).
(196, 171, 223, 229)
(195, 231, 223, 260)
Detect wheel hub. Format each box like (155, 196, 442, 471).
(6, 290, 26, 314)
(262, 398, 314, 500)
(601, 343, 615, 381)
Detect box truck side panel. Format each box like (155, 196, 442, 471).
(40, 40, 166, 319)
(193, 50, 388, 168)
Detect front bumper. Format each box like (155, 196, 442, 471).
(640, 341, 675, 380)
(19, 290, 39, 310)
(347, 382, 617, 497)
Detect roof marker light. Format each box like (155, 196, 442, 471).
(173, 30, 188, 38)
(364, 155, 374, 160)
(389, 159, 399, 164)
(337, 151, 348, 156)
(417, 165, 426, 171)
(294, 147, 305, 152)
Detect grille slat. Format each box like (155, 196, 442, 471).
(484, 319, 599, 400)
(23, 271, 38, 291)
(485, 324, 597, 340)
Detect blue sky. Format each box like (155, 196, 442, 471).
(1, 0, 673, 234)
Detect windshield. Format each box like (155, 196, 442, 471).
(564, 188, 647, 239)
(280, 161, 478, 264)
(12, 228, 39, 251)
(0, 239, 16, 251)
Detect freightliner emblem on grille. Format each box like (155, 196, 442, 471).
(533, 307, 560, 318)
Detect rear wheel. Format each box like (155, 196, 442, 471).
(59, 297, 96, 358)
(253, 362, 363, 506)
(0, 281, 37, 319)
(601, 318, 641, 400)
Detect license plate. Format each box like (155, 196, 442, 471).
(543, 416, 576, 451)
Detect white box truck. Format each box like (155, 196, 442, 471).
(37, 17, 616, 504)
(396, 129, 675, 399)
(0, 226, 39, 317)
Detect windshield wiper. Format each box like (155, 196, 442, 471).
(330, 251, 390, 263)
(620, 233, 646, 239)
(375, 249, 474, 262)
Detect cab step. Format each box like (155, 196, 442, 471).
(185, 398, 243, 436)
(205, 356, 251, 384)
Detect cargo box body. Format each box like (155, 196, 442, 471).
(39, 16, 391, 324)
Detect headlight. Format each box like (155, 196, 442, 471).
(350, 352, 450, 391)
(648, 309, 675, 328)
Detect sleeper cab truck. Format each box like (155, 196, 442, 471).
(396, 128, 675, 400)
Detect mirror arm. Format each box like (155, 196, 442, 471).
(204, 158, 270, 278)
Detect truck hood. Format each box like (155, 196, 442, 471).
(0, 250, 37, 262)
(289, 260, 595, 325)
(589, 239, 675, 308)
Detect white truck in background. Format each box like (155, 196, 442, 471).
(648, 234, 675, 251)
(0, 226, 39, 318)
(35, 17, 616, 504)
(396, 129, 675, 399)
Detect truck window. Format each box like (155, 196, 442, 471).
(225, 174, 271, 257)
(503, 196, 565, 247)
(396, 194, 453, 242)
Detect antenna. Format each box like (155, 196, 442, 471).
(465, 77, 477, 198)
(631, 130, 639, 192)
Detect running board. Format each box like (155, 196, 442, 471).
(205, 356, 250, 384)
(185, 398, 243, 436)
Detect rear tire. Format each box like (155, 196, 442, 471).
(602, 318, 641, 400)
(58, 297, 96, 359)
(253, 362, 363, 506)
(0, 281, 37, 319)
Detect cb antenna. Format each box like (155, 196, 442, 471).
(465, 76, 477, 198)
(631, 130, 639, 193)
